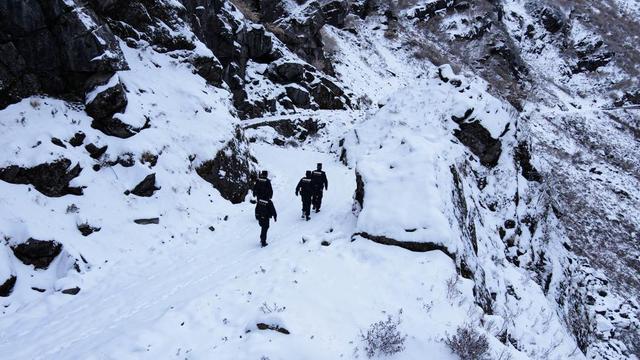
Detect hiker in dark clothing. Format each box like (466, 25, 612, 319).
(310, 163, 328, 212)
(255, 199, 277, 247)
(295, 170, 314, 221)
(252, 170, 273, 201)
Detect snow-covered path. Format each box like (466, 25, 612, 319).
(0, 142, 468, 360)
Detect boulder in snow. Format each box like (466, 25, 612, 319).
(0, 159, 83, 197)
(127, 173, 160, 197)
(196, 129, 256, 204)
(11, 239, 63, 270)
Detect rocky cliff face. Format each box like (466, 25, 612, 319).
(0, 0, 639, 358)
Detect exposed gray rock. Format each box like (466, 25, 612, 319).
(285, 86, 311, 108)
(134, 217, 159, 225)
(85, 77, 128, 120)
(0, 275, 16, 297)
(61, 287, 81, 295)
(11, 239, 63, 270)
(321, 0, 349, 28)
(196, 128, 256, 204)
(0, 159, 83, 197)
(128, 173, 160, 197)
(0, 0, 127, 109)
(77, 223, 101, 236)
(451, 110, 502, 168)
(267, 62, 306, 84)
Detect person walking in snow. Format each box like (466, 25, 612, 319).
(255, 199, 277, 247)
(252, 170, 273, 201)
(310, 163, 328, 212)
(295, 170, 314, 221)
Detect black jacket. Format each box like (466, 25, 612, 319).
(295, 177, 314, 198)
(252, 177, 273, 200)
(255, 199, 277, 221)
(310, 170, 328, 191)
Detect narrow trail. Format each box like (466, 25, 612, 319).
(0, 143, 357, 359)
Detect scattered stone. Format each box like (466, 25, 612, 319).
(0, 275, 17, 297)
(51, 137, 66, 148)
(85, 143, 108, 159)
(321, 240, 331, 246)
(61, 287, 80, 295)
(504, 220, 516, 229)
(134, 218, 160, 225)
(77, 223, 101, 237)
(256, 323, 290, 334)
(68, 132, 86, 147)
(31, 287, 46, 293)
(129, 173, 160, 197)
(11, 239, 63, 270)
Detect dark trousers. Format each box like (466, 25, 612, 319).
(312, 190, 323, 210)
(258, 218, 269, 245)
(301, 196, 312, 217)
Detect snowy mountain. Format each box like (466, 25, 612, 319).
(1, 0, 639, 359)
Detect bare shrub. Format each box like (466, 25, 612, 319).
(259, 302, 286, 314)
(360, 311, 407, 358)
(445, 324, 490, 360)
(29, 98, 41, 109)
(445, 275, 460, 301)
(229, 0, 259, 22)
(265, 22, 286, 39)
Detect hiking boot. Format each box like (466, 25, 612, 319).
(315, 208, 320, 213)
(306, 215, 310, 221)
(261, 242, 268, 248)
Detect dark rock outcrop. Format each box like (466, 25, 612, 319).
(128, 173, 160, 197)
(353, 232, 455, 258)
(515, 142, 542, 182)
(0, 0, 128, 109)
(267, 62, 306, 84)
(245, 117, 324, 142)
(11, 239, 63, 270)
(532, 4, 566, 34)
(321, 0, 349, 28)
(0, 159, 83, 196)
(285, 86, 311, 108)
(0, 275, 17, 297)
(276, 1, 333, 74)
(451, 110, 502, 168)
(197, 129, 255, 204)
(85, 76, 127, 119)
(354, 171, 365, 208)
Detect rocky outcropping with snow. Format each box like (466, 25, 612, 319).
(0, 0, 638, 359)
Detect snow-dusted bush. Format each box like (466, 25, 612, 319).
(259, 302, 286, 314)
(445, 324, 490, 360)
(360, 312, 407, 358)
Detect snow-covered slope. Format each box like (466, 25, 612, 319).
(1, 0, 639, 359)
